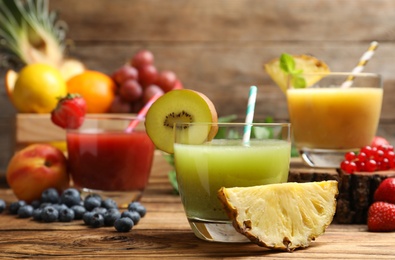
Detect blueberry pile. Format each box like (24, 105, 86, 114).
(2, 188, 146, 232)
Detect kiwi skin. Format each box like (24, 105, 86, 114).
(144, 89, 218, 154)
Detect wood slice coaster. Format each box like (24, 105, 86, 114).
(288, 161, 395, 224)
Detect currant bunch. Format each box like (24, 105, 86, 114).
(340, 145, 395, 174)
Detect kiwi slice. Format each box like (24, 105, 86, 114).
(145, 89, 218, 154)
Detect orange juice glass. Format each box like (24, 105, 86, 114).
(287, 72, 383, 168)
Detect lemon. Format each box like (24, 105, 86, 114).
(218, 181, 338, 252)
(11, 63, 67, 113)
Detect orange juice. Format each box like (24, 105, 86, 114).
(287, 87, 383, 150)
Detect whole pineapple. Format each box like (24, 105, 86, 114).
(0, 0, 85, 79)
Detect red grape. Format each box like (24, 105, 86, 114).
(156, 70, 177, 92)
(138, 65, 158, 87)
(131, 50, 154, 69)
(143, 84, 164, 103)
(119, 79, 143, 102)
(109, 96, 132, 113)
(112, 65, 138, 85)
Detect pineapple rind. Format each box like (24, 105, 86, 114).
(218, 181, 338, 252)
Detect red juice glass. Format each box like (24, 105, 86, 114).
(66, 116, 155, 203)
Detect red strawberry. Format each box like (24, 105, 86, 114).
(374, 178, 395, 204)
(51, 93, 86, 129)
(367, 201, 395, 232)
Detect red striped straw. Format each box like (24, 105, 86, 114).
(125, 92, 163, 133)
(341, 41, 379, 88)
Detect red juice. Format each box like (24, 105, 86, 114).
(67, 130, 155, 191)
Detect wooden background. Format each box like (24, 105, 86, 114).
(1, 0, 395, 173)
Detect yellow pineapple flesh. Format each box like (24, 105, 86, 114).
(264, 54, 330, 93)
(218, 181, 338, 252)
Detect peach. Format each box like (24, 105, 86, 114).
(6, 144, 70, 203)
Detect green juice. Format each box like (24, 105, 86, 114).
(174, 139, 291, 221)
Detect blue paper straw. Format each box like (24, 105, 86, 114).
(243, 86, 257, 143)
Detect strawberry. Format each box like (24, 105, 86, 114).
(374, 178, 395, 204)
(367, 201, 395, 232)
(371, 136, 390, 147)
(51, 93, 86, 129)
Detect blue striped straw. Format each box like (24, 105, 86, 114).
(243, 86, 257, 143)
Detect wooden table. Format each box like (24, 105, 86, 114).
(0, 153, 394, 259)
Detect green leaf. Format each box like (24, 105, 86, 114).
(280, 53, 295, 73)
(292, 75, 307, 89)
(168, 170, 179, 194)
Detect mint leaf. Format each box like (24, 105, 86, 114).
(279, 53, 306, 89)
(280, 53, 295, 73)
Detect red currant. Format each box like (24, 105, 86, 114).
(365, 159, 377, 172)
(345, 151, 356, 161)
(340, 160, 357, 174)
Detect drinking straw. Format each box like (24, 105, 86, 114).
(341, 41, 379, 88)
(243, 86, 257, 143)
(125, 92, 162, 133)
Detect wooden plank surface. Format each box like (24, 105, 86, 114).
(0, 153, 395, 258)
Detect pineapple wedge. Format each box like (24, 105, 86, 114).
(218, 181, 338, 252)
(264, 54, 330, 93)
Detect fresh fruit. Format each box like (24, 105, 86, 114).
(0, 0, 85, 80)
(145, 89, 218, 154)
(367, 201, 395, 232)
(110, 50, 183, 113)
(66, 70, 116, 113)
(264, 53, 330, 93)
(340, 145, 395, 173)
(9, 63, 68, 113)
(4, 69, 18, 99)
(51, 93, 87, 129)
(6, 144, 69, 203)
(374, 178, 395, 204)
(371, 136, 390, 147)
(217, 181, 338, 252)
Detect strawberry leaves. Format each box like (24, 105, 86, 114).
(51, 93, 86, 129)
(280, 53, 306, 89)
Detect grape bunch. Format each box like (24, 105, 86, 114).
(340, 145, 395, 174)
(110, 50, 182, 113)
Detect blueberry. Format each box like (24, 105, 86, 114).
(121, 210, 140, 225)
(59, 208, 75, 222)
(71, 205, 86, 220)
(41, 206, 59, 222)
(9, 200, 26, 215)
(114, 217, 134, 232)
(82, 211, 94, 225)
(53, 204, 68, 212)
(32, 208, 43, 221)
(128, 202, 146, 217)
(18, 205, 34, 218)
(91, 207, 107, 216)
(0, 199, 6, 213)
(101, 198, 118, 210)
(61, 188, 81, 207)
(104, 209, 121, 226)
(41, 188, 60, 204)
(85, 193, 102, 203)
(84, 197, 101, 211)
(30, 200, 41, 209)
(39, 202, 52, 209)
(89, 213, 105, 228)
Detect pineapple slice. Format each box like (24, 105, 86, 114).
(264, 54, 330, 93)
(0, 0, 85, 79)
(218, 181, 338, 252)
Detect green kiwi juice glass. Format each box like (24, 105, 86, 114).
(173, 122, 291, 242)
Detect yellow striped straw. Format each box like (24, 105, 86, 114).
(341, 41, 379, 88)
